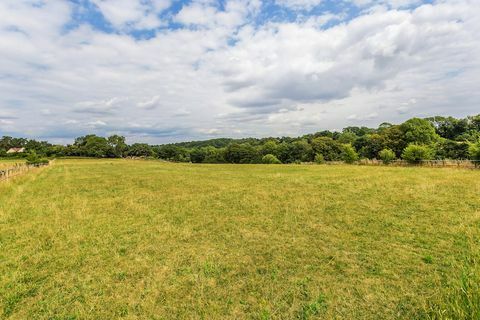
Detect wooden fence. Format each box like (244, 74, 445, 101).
(0, 162, 50, 181)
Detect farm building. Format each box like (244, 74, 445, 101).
(6, 147, 25, 154)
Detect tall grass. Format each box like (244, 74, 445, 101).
(423, 233, 480, 319)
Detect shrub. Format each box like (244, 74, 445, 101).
(378, 148, 396, 164)
(26, 151, 49, 166)
(262, 154, 281, 164)
(469, 142, 480, 166)
(314, 153, 325, 164)
(341, 144, 359, 164)
(402, 144, 433, 164)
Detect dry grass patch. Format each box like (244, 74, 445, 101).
(0, 159, 479, 319)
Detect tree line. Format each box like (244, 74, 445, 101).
(1, 114, 480, 164)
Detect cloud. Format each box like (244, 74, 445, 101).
(351, 0, 423, 9)
(137, 96, 161, 110)
(0, 0, 479, 143)
(73, 98, 126, 115)
(275, 0, 323, 11)
(91, 0, 171, 30)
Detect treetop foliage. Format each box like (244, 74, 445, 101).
(1, 114, 480, 164)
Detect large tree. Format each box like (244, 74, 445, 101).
(400, 118, 439, 145)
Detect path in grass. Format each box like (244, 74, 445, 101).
(1, 159, 479, 319)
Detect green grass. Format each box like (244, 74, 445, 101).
(0, 159, 479, 319)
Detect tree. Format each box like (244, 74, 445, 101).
(468, 114, 480, 132)
(127, 143, 154, 157)
(290, 140, 314, 162)
(337, 131, 357, 144)
(260, 140, 279, 156)
(203, 146, 225, 163)
(382, 125, 407, 157)
(435, 140, 470, 160)
(354, 134, 385, 159)
(225, 143, 259, 163)
(469, 142, 480, 165)
(190, 148, 206, 163)
(342, 126, 375, 137)
(107, 135, 127, 158)
(314, 153, 325, 164)
(262, 154, 281, 164)
(400, 118, 439, 145)
(311, 137, 343, 161)
(156, 145, 189, 161)
(72, 135, 111, 158)
(378, 148, 396, 164)
(341, 144, 359, 164)
(427, 116, 468, 140)
(402, 144, 433, 164)
(25, 151, 48, 166)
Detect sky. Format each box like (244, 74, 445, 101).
(0, 0, 479, 144)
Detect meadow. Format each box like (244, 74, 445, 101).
(0, 159, 479, 319)
(0, 159, 25, 169)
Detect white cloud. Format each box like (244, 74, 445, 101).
(137, 96, 161, 110)
(275, 0, 322, 11)
(0, 0, 479, 143)
(350, 0, 422, 9)
(91, 0, 171, 30)
(87, 120, 107, 127)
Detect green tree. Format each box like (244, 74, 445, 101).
(261, 154, 281, 164)
(314, 153, 325, 164)
(378, 148, 396, 164)
(311, 137, 344, 161)
(203, 146, 226, 163)
(427, 116, 468, 140)
(156, 145, 189, 161)
(26, 151, 48, 166)
(400, 118, 439, 145)
(225, 143, 259, 163)
(260, 140, 279, 156)
(435, 140, 470, 160)
(402, 144, 434, 164)
(127, 143, 154, 157)
(382, 125, 407, 157)
(73, 135, 111, 158)
(190, 148, 206, 163)
(107, 135, 127, 158)
(338, 131, 357, 144)
(469, 142, 480, 165)
(341, 144, 359, 164)
(354, 134, 385, 159)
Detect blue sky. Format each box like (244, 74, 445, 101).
(0, 0, 479, 143)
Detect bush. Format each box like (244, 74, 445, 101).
(469, 142, 480, 166)
(341, 144, 359, 164)
(378, 148, 396, 164)
(314, 153, 325, 164)
(402, 144, 433, 163)
(261, 154, 281, 164)
(26, 151, 49, 166)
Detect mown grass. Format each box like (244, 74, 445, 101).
(0, 159, 479, 319)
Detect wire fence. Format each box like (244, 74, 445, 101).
(356, 159, 480, 168)
(0, 162, 50, 181)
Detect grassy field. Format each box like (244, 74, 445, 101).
(1, 159, 479, 319)
(0, 159, 25, 169)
